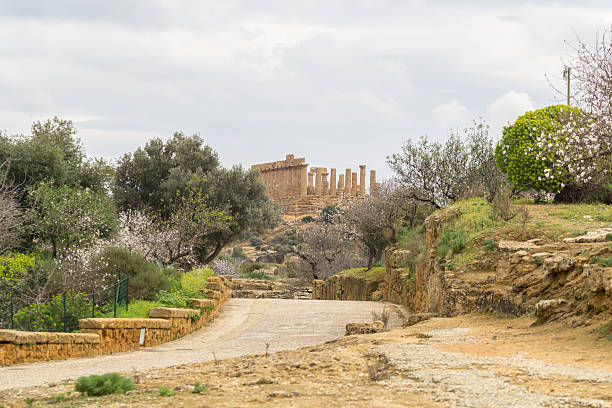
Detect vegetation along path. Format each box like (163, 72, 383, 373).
(0, 298, 402, 390)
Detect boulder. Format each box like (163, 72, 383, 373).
(345, 321, 384, 335)
(534, 299, 568, 322)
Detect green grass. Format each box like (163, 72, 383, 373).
(338, 267, 386, 281)
(591, 256, 612, 267)
(103, 300, 166, 318)
(75, 373, 134, 397)
(158, 386, 177, 397)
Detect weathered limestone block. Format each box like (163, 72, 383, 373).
(535, 299, 568, 321)
(583, 264, 612, 293)
(497, 241, 540, 252)
(206, 281, 224, 292)
(563, 228, 612, 243)
(79, 318, 171, 329)
(148, 308, 199, 319)
(544, 255, 575, 275)
(403, 313, 438, 327)
(345, 321, 384, 335)
(386, 248, 412, 268)
(189, 298, 216, 309)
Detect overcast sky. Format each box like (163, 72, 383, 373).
(1, 1, 611, 179)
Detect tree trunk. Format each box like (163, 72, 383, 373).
(366, 246, 375, 270)
(203, 242, 225, 264)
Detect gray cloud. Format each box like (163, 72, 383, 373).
(0, 1, 610, 178)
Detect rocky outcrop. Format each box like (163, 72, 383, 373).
(383, 209, 612, 323)
(312, 274, 382, 301)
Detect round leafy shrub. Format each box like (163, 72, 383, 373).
(13, 291, 91, 332)
(495, 105, 585, 193)
(320, 205, 340, 223)
(92, 247, 170, 300)
(300, 216, 314, 223)
(75, 373, 134, 396)
(249, 236, 264, 247)
(0, 252, 36, 287)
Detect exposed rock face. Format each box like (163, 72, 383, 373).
(345, 321, 384, 335)
(312, 275, 381, 301)
(383, 210, 612, 323)
(230, 278, 312, 299)
(563, 228, 612, 243)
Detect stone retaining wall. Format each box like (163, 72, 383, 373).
(0, 276, 231, 366)
(312, 275, 380, 301)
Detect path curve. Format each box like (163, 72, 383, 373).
(0, 298, 401, 390)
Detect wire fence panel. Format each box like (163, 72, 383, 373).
(0, 275, 129, 333)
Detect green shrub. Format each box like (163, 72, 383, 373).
(495, 105, 585, 193)
(249, 236, 263, 246)
(0, 252, 36, 286)
(158, 386, 176, 397)
(245, 271, 272, 280)
(231, 246, 247, 259)
(180, 267, 213, 297)
(106, 300, 165, 318)
(241, 262, 263, 275)
(606, 233, 612, 242)
(13, 291, 91, 332)
(75, 373, 134, 396)
(591, 256, 612, 267)
(155, 290, 188, 308)
(436, 227, 467, 259)
(92, 247, 170, 300)
(320, 205, 339, 223)
(192, 382, 207, 394)
(300, 215, 314, 223)
(48, 393, 69, 404)
(482, 238, 498, 252)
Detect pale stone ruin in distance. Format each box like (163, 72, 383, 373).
(251, 154, 377, 216)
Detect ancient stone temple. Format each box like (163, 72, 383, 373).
(251, 154, 377, 216)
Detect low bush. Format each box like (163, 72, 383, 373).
(92, 247, 170, 300)
(300, 216, 314, 223)
(75, 373, 134, 396)
(180, 267, 213, 298)
(106, 300, 165, 318)
(249, 236, 263, 247)
(436, 227, 467, 259)
(231, 246, 247, 259)
(482, 238, 498, 251)
(13, 291, 91, 332)
(241, 262, 263, 275)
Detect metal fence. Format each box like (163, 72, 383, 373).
(1, 274, 129, 332)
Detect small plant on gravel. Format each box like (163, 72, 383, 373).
(24, 398, 35, 407)
(192, 382, 207, 394)
(158, 386, 177, 397)
(372, 307, 391, 330)
(482, 238, 498, 252)
(366, 355, 391, 381)
(606, 233, 612, 241)
(75, 373, 135, 397)
(48, 393, 69, 404)
(591, 256, 612, 267)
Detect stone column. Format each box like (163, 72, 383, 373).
(316, 171, 323, 196)
(351, 172, 358, 196)
(299, 165, 308, 196)
(330, 168, 337, 196)
(345, 168, 352, 196)
(322, 172, 329, 195)
(369, 170, 376, 195)
(307, 172, 314, 195)
(338, 174, 344, 193)
(359, 165, 366, 196)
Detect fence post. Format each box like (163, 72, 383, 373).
(10, 293, 14, 330)
(63, 293, 67, 332)
(113, 281, 117, 318)
(91, 293, 95, 318)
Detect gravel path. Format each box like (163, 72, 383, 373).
(0, 298, 401, 390)
(374, 327, 612, 408)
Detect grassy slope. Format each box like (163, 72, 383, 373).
(436, 197, 612, 270)
(337, 266, 386, 282)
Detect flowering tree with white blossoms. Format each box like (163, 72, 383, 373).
(531, 28, 612, 189)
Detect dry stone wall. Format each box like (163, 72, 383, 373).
(0, 276, 231, 366)
(312, 275, 381, 301)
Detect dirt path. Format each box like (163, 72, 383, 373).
(0, 298, 402, 390)
(1, 314, 610, 408)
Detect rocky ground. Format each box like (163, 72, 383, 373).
(1, 314, 610, 408)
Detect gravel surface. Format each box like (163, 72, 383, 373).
(375, 328, 611, 408)
(0, 298, 402, 390)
